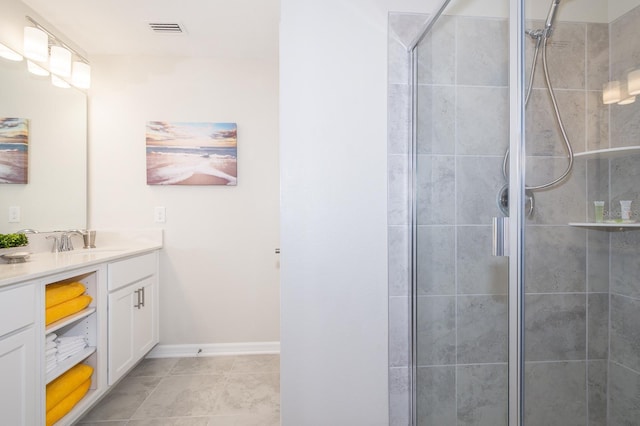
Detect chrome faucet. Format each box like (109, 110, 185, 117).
(59, 230, 85, 252)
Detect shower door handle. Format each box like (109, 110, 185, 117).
(492, 217, 509, 257)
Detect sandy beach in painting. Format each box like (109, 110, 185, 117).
(146, 150, 237, 185)
(0, 146, 28, 184)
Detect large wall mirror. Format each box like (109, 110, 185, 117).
(0, 5, 87, 233)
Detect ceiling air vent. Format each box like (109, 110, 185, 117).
(147, 22, 185, 34)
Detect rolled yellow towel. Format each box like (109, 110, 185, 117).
(46, 378, 91, 426)
(46, 282, 86, 309)
(46, 363, 93, 412)
(45, 295, 93, 325)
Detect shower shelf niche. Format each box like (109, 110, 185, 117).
(574, 145, 640, 160)
(568, 222, 640, 231)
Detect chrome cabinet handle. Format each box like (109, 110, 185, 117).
(141, 287, 145, 307)
(134, 289, 141, 309)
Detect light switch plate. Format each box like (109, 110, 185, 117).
(8, 206, 20, 223)
(154, 206, 166, 223)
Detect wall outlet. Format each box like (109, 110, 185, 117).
(154, 206, 166, 223)
(8, 206, 20, 223)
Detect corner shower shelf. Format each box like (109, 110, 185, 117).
(569, 222, 640, 231)
(574, 145, 640, 160)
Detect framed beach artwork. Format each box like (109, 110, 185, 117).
(0, 117, 29, 184)
(146, 121, 237, 186)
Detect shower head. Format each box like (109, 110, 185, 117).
(544, 0, 561, 34)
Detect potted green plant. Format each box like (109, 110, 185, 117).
(0, 233, 29, 249)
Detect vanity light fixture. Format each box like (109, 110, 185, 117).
(0, 43, 23, 61)
(602, 80, 621, 104)
(71, 61, 91, 89)
(24, 16, 91, 89)
(23, 26, 48, 62)
(27, 60, 49, 76)
(628, 69, 640, 96)
(50, 45, 72, 77)
(51, 74, 71, 89)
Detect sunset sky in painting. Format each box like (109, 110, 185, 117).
(0, 118, 28, 144)
(146, 121, 237, 148)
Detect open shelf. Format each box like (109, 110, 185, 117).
(574, 145, 640, 160)
(569, 222, 640, 230)
(45, 307, 96, 334)
(46, 346, 96, 384)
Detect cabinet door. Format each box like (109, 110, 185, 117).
(134, 278, 157, 359)
(0, 326, 36, 425)
(108, 284, 135, 385)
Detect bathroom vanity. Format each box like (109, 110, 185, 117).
(0, 231, 161, 425)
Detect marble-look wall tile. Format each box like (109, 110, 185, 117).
(611, 230, 640, 299)
(525, 226, 586, 293)
(416, 296, 456, 366)
(526, 158, 586, 225)
(417, 86, 455, 155)
(530, 22, 586, 90)
(457, 364, 508, 426)
(388, 13, 427, 85)
(524, 361, 587, 426)
(610, 294, 640, 372)
(389, 297, 409, 368)
(457, 295, 508, 364)
(416, 366, 456, 425)
(587, 229, 609, 293)
(610, 156, 640, 221)
(586, 158, 609, 223)
(525, 89, 586, 157)
(586, 91, 609, 152)
(388, 84, 410, 155)
(417, 226, 455, 295)
(610, 5, 640, 80)
(389, 225, 409, 297)
(587, 23, 610, 92)
(416, 155, 455, 225)
(388, 154, 409, 226)
(389, 367, 410, 426)
(610, 102, 640, 149)
(417, 15, 456, 85)
(588, 293, 609, 360)
(456, 86, 509, 156)
(456, 156, 505, 225)
(457, 17, 508, 87)
(457, 226, 508, 295)
(525, 294, 586, 362)
(609, 362, 640, 426)
(588, 360, 608, 426)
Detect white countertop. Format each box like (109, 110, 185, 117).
(0, 229, 163, 288)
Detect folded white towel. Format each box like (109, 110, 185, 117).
(46, 353, 57, 361)
(45, 347, 58, 356)
(45, 341, 57, 350)
(57, 341, 86, 351)
(46, 333, 57, 343)
(57, 345, 87, 358)
(56, 335, 86, 343)
(46, 364, 57, 373)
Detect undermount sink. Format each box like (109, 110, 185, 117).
(63, 248, 125, 255)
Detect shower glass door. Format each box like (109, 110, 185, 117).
(409, 1, 511, 424)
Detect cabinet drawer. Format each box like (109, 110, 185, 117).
(0, 284, 36, 337)
(108, 252, 157, 292)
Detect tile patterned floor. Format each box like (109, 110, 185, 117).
(77, 355, 280, 426)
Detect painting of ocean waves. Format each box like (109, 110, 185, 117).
(146, 121, 237, 186)
(0, 118, 29, 184)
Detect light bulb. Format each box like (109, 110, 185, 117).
(628, 69, 640, 96)
(50, 46, 72, 77)
(24, 26, 48, 62)
(603, 81, 621, 105)
(71, 61, 91, 89)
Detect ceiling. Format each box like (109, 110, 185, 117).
(21, 0, 279, 60)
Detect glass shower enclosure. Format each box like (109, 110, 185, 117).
(388, 0, 640, 424)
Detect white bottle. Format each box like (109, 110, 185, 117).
(620, 200, 632, 220)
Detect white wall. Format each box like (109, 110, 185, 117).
(88, 55, 280, 347)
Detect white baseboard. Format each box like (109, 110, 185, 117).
(146, 341, 280, 358)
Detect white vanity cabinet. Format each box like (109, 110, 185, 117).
(0, 283, 39, 426)
(107, 252, 159, 385)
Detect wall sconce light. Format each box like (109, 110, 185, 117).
(71, 61, 91, 89)
(603, 81, 621, 104)
(23, 26, 48, 62)
(27, 60, 49, 76)
(0, 43, 23, 61)
(50, 45, 72, 77)
(628, 69, 640, 96)
(617, 80, 636, 105)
